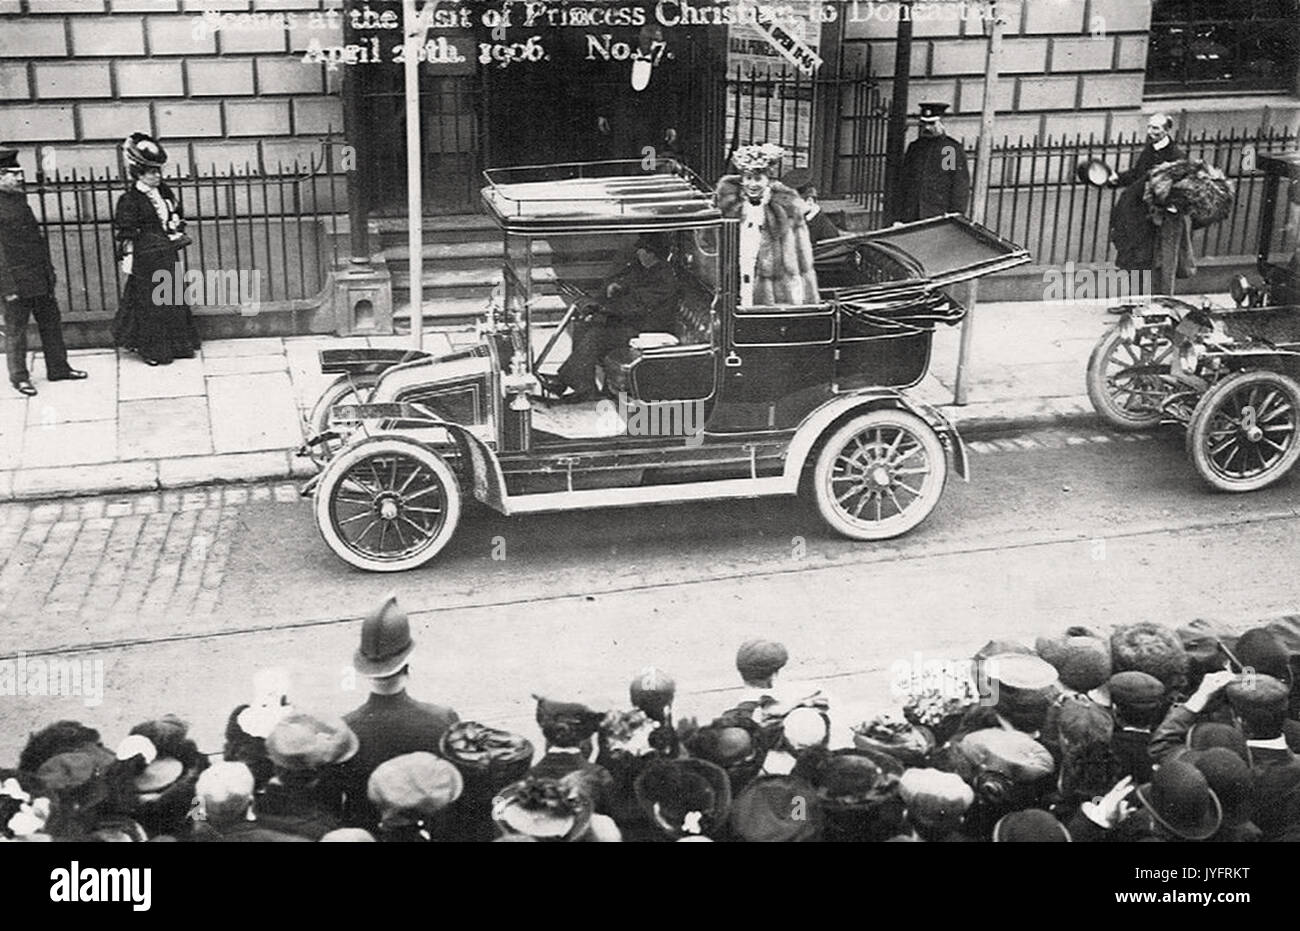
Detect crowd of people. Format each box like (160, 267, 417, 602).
(3, 597, 1299, 843)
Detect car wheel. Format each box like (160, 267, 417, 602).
(314, 436, 462, 571)
(1187, 370, 1300, 493)
(811, 409, 948, 541)
(1086, 326, 1173, 430)
(308, 374, 378, 438)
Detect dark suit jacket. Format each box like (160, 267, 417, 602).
(601, 259, 680, 333)
(341, 690, 459, 829)
(0, 190, 55, 299)
(901, 133, 971, 220)
(1248, 745, 1300, 841)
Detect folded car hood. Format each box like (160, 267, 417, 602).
(815, 214, 1031, 287)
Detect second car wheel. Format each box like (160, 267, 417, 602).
(1086, 325, 1173, 430)
(1187, 370, 1300, 493)
(811, 408, 949, 540)
(308, 373, 379, 438)
(314, 436, 462, 571)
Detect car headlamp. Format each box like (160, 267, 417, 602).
(1117, 312, 1142, 343)
(1178, 341, 1205, 373)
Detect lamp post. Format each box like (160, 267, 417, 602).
(953, 0, 1003, 405)
(403, 0, 423, 351)
(883, 0, 914, 224)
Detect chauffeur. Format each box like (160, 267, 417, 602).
(548, 233, 680, 403)
(0, 147, 86, 396)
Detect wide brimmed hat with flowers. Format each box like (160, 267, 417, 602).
(731, 143, 787, 173)
(491, 775, 592, 842)
(122, 132, 168, 169)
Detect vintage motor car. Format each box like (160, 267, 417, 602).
(298, 161, 1030, 571)
(1086, 150, 1300, 492)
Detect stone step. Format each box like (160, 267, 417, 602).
(393, 293, 569, 326)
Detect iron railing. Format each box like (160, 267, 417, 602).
(25, 144, 345, 321)
(967, 127, 1299, 267)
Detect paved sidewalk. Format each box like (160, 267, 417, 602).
(0, 295, 1219, 502)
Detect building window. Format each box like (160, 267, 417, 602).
(1146, 0, 1300, 94)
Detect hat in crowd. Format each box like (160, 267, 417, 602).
(1111, 622, 1190, 689)
(1108, 671, 1166, 711)
(35, 751, 110, 810)
(265, 712, 359, 772)
(1182, 748, 1253, 819)
(958, 729, 1056, 785)
(0, 148, 19, 171)
(121, 132, 167, 169)
(731, 142, 786, 174)
(898, 768, 973, 830)
(1225, 674, 1290, 715)
(319, 828, 376, 842)
(368, 752, 464, 821)
(988, 653, 1058, 726)
(635, 758, 732, 839)
(729, 775, 824, 842)
(439, 721, 535, 788)
(688, 724, 760, 769)
(194, 762, 255, 823)
(1176, 619, 1237, 679)
(353, 594, 415, 678)
(917, 102, 950, 120)
(492, 775, 593, 842)
(736, 639, 789, 682)
(1057, 696, 1114, 746)
(1036, 633, 1112, 692)
(1234, 629, 1292, 683)
(1135, 758, 1222, 841)
(534, 696, 605, 747)
(1075, 158, 1111, 187)
(992, 808, 1071, 842)
(1186, 722, 1249, 762)
(629, 666, 676, 718)
(113, 734, 183, 797)
(794, 747, 901, 808)
(780, 168, 817, 196)
(781, 706, 831, 752)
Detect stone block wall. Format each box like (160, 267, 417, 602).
(0, 0, 344, 178)
(840, 0, 1153, 142)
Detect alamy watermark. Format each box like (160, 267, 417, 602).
(594, 391, 706, 447)
(0, 654, 105, 708)
(1042, 262, 1153, 303)
(150, 265, 263, 317)
(889, 650, 998, 706)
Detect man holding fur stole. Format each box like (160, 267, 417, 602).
(715, 144, 819, 307)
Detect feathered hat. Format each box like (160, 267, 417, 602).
(122, 132, 167, 169)
(731, 142, 786, 173)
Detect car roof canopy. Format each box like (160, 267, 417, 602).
(482, 160, 720, 233)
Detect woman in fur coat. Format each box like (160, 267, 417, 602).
(715, 143, 819, 306)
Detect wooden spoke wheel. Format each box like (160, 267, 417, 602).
(1187, 370, 1300, 493)
(812, 409, 949, 540)
(1086, 325, 1174, 430)
(314, 437, 461, 571)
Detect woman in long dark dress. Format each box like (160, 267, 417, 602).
(112, 133, 200, 366)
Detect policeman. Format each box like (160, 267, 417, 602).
(899, 102, 971, 221)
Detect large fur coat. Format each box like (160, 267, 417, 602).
(716, 176, 819, 305)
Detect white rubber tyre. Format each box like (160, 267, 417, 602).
(812, 409, 948, 541)
(314, 436, 461, 572)
(1187, 370, 1300, 493)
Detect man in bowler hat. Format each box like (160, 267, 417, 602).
(899, 103, 971, 221)
(0, 148, 86, 396)
(340, 594, 460, 831)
